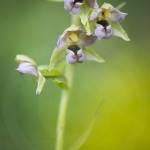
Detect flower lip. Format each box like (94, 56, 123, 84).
(73, 0, 83, 4)
(68, 45, 80, 55)
(97, 20, 109, 29)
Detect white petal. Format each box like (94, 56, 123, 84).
(105, 25, 113, 39)
(70, 4, 81, 15)
(77, 50, 86, 63)
(90, 8, 102, 21)
(95, 25, 106, 40)
(110, 8, 127, 22)
(78, 32, 97, 46)
(86, 0, 99, 8)
(64, 0, 74, 10)
(56, 32, 68, 48)
(66, 52, 77, 64)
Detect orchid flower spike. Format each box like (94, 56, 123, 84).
(90, 3, 130, 41)
(64, 0, 98, 15)
(15, 55, 45, 94)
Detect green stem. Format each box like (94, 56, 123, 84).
(55, 15, 81, 150)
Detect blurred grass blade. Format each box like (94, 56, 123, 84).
(116, 2, 126, 10)
(53, 79, 68, 89)
(68, 101, 103, 150)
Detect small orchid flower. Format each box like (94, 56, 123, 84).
(56, 25, 96, 64)
(15, 55, 45, 94)
(48, 25, 104, 71)
(57, 25, 96, 49)
(64, 0, 98, 15)
(89, 3, 130, 41)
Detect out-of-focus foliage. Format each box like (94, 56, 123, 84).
(0, 0, 150, 150)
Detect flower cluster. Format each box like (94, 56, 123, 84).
(15, 1, 130, 94)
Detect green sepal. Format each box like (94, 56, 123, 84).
(83, 47, 105, 63)
(53, 79, 68, 89)
(101, 3, 113, 9)
(79, 3, 91, 26)
(15, 54, 37, 66)
(85, 18, 97, 35)
(68, 102, 103, 150)
(36, 71, 46, 95)
(48, 47, 66, 72)
(40, 70, 62, 78)
(38, 64, 65, 78)
(111, 22, 130, 41)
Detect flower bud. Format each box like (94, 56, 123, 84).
(16, 62, 38, 76)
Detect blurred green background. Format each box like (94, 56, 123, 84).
(0, 0, 150, 149)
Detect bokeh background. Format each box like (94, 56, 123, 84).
(0, 0, 150, 149)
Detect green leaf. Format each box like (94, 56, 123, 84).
(38, 62, 66, 78)
(53, 79, 68, 89)
(79, 3, 91, 26)
(40, 70, 62, 78)
(68, 102, 103, 150)
(36, 71, 46, 95)
(116, 2, 126, 10)
(47, 0, 63, 2)
(15, 54, 37, 66)
(48, 47, 65, 72)
(38, 65, 63, 78)
(83, 47, 105, 63)
(111, 22, 130, 41)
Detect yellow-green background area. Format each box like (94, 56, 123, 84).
(0, 0, 150, 149)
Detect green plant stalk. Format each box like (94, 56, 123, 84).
(55, 15, 81, 150)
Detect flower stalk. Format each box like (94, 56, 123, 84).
(55, 15, 80, 150)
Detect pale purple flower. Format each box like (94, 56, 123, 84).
(16, 62, 38, 76)
(15, 55, 45, 95)
(64, 0, 98, 15)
